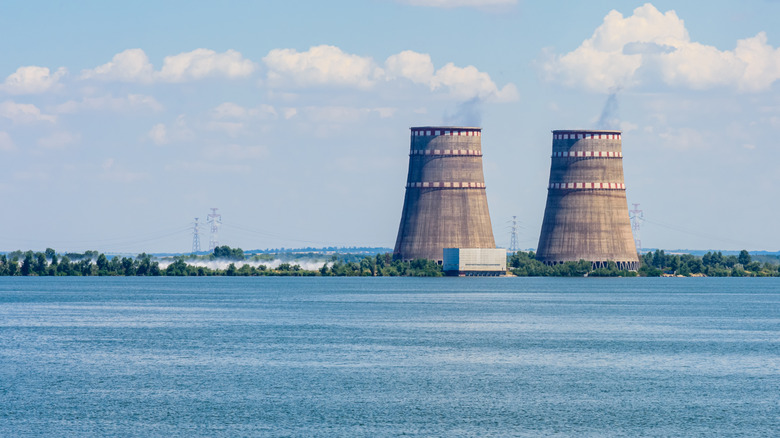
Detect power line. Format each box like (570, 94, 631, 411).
(508, 216, 519, 252)
(192, 218, 201, 254)
(629, 203, 644, 252)
(207, 208, 222, 251)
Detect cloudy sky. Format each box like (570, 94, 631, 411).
(2, 0, 779, 254)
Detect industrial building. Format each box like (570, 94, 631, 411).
(536, 130, 639, 271)
(393, 127, 497, 263)
(443, 248, 507, 276)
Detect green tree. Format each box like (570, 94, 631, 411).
(165, 259, 188, 276)
(226, 263, 238, 276)
(21, 252, 34, 276)
(213, 246, 244, 260)
(96, 254, 109, 274)
(738, 250, 751, 266)
(33, 252, 47, 276)
(121, 257, 136, 276)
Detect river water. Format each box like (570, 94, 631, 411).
(1, 277, 778, 436)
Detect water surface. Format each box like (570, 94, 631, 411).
(1, 277, 778, 436)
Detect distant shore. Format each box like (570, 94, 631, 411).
(1, 247, 778, 277)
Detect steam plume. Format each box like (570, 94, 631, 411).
(597, 89, 621, 130)
(444, 97, 482, 126)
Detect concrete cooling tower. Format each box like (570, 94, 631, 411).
(536, 130, 639, 270)
(393, 127, 496, 262)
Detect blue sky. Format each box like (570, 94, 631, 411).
(1, 0, 779, 253)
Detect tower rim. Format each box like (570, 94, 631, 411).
(411, 126, 481, 131)
(552, 129, 621, 134)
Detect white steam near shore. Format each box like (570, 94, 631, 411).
(156, 259, 330, 271)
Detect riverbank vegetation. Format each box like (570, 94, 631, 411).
(507, 249, 780, 277)
(637, 249, 779, 277)
(0, 247, 442, 277)
(507, 251, 638, 277)
(1, 247, 777, 277)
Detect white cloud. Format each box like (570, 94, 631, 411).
(0, 131, 15, 151)
(263, 45, 384, 89)
(53, 94, 163, 114)
(81, 48, 155, 83)
(264, 46, 517, 101)
(541, 3, 780, 92)
(431, 63, 519, 101)
(385, 51, 435, 84)
(38, 131, 80, 149)
(386, 50, 517, 101)
(0, 100, 57, 124)
(733, 32, 780, 92)
(1, 66, 67, 94)
(81, 48, 256, 83)
(397, 0, 516, 8)
(157, 49, 256, 82)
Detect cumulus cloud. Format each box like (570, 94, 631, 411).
(0, 100, 57, 124)
(1, 66, 67, 94)
(53, 94, 163, 114)
(157, 49, 256, 82)
(81, 49, 154, 83)
(397, 0, 516, 8)
(385, 50, 435, 84)
(385, 50, 517, 101)
(0, 131, 15, 151)
(541, 3, 780, 92)
(81, 48, 256, 83)
(263, 45, 384, 89)
(431, 63, 518, 101)
(263, 45, 517, 102)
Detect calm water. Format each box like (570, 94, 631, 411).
(1, 277, 778, 437)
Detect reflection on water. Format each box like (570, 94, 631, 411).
(1, 277, 779, 436)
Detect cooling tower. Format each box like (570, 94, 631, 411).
(536, 130, 639, 270)
(393, 127, 496, 262)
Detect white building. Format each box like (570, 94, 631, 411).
(442, 248, 507, 276)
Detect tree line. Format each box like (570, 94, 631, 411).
(507, 249, 780, 277)
(0, 247, 442, 277)
(2, 246, 777, 277)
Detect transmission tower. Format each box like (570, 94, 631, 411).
(207, 208, 222, 251)
(192, 218, 201, 254)
(629, 203, 644, 253)
(509, 215, 519, 252)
